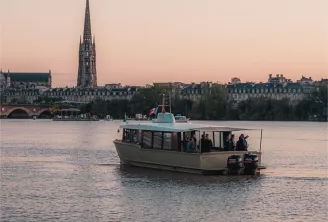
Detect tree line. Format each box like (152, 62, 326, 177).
(81, 83, 327, 121)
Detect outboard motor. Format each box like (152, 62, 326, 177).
(243, 153, 259, 175)
(227, 155, 243, 174)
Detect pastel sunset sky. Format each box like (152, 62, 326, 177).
(0, 0, 327, 87)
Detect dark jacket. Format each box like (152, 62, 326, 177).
(236, 137, 247, 151)
(200, 139, 210, 153)
(228, 138, 236, 151)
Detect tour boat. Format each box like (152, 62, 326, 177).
(113, 95, 263, 175)
(174, 115, 190, 123)
(52, 109, 99, 121)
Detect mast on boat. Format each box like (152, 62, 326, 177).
(157, 93, 172, 114)
(161, 94, 165, 113)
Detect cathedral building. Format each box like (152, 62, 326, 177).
(76, 0, 97, 88)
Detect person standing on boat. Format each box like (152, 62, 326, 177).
(229, 134, 236, 151)
(181, 135, 189, 152)
(205, 134, 213, 148)
(192, 134, 199, 153)
(224, 135, 230, 151)
(200, 134, 210, 153)
(236, 134, 249, 151)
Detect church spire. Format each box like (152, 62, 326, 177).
(83, 0, 92, 43)
(77, 0, 97, 88)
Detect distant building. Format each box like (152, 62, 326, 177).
(226, 82, 315, 104)
(231, 77, 241, 84)
(1, 88, 41, 103)
(153, 82, 187, 88)
(0, 70, 52, 89)
(76, 0, 97, 88)
(297, 76, 313, 85)
(268, 74, 291, 84)
(1, 86, 139, 104)
(43, 87, 138, 102)
(104, 83, 122, 89)
(180, 82, 213, 101)
(153, 82, 188, 97)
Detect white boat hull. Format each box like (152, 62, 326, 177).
(113, 140, 262, 175)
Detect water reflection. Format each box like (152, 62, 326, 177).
(116, 164, 261, 185)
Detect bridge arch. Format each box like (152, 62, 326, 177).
(6, 107, 31, 118)
(36, 108, 51, 117)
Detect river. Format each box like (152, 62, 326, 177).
(0, 120, 327, 221)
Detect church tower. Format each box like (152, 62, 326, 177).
(77, 0, 97, 88)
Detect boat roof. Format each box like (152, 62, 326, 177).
(120, 122, 256, 132)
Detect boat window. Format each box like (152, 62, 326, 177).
(163, 133, 172, 150)
(123, 129, 131, 142)
(132, 130, 141, 143)
(153, 132, 163, 149)
(142, 131, 152, 148)
(122, 129, 141, 144)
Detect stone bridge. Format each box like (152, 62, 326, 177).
(0, 104, 52, 118)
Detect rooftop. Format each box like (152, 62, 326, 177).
(121, 122, 256, 132)
(3, 72, 51, 82)
(121, 113, 256, 132)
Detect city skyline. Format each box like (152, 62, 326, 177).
(0, 0, 327, 87)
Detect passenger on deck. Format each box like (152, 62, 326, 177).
(200, 134, 210, 153)
(205, 134, 213, 149)
(186, 138, 194, 153)
(236, 134, 249, 151)
(181, 135, 188, 152)
(229, 134, 236, 151)
(192, 135, 199, 152)
(192, 134, 197, 146)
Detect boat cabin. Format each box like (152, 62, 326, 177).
(120, 113, 256, 153)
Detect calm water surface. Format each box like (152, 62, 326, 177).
(0, 120, 327, 222)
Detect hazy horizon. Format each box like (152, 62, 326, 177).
(0, 0, 327, 87)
